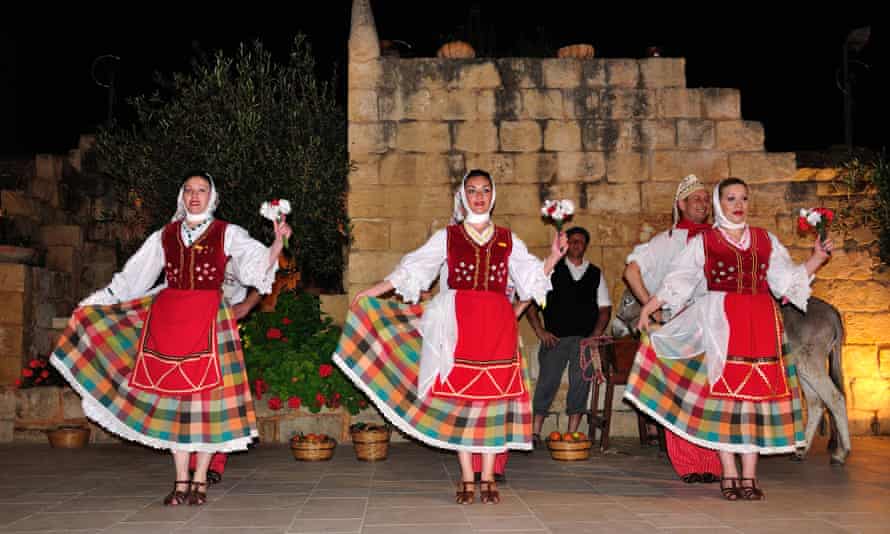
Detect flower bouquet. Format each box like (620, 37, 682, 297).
(260, 199, 292, 248)
(541, 199, 575, 231)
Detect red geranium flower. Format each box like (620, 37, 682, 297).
(266, 327, 283, 340)
(319, 364, 333, 378)
(268, 396, 282, 410)
(315, 392, 326, 405)
(253, 378, 267, 399)
(22, 369, 33, 377)
(40, 370, 49, 379)
(14, 379, 21, 388)
(281, 317, 292, 325)
(288, 396, 302, 409)
(29, 359, 40, 369)
(359, 400, 368, 408)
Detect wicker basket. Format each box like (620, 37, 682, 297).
(290, 439, 336, 461)
(47, 426, 90, 448)
(547, 439, 592, 461)
(351, 428, 390, 461)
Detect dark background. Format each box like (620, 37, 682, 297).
(1, 3, 885, 158)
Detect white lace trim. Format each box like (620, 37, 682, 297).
(333, 353, 530, 453)
(50, 354, 258, 452)
(385, 267, 426, 304)
(237, 252, 278, 295)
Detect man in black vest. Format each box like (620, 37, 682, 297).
(528, 226, 611, 444)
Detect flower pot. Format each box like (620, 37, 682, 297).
(47, 426, 91, 448)
(351, 427, 390, 461)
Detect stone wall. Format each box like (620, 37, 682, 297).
(345, 0, 890, 437)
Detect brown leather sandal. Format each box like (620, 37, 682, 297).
(720, 477, 742, 501)
(188, 481, 208, 506)
(479, 480, 500, 504)
(455, 481, 475, 505)
(163, 480, 191, 506)
(740, 478, 765, 501)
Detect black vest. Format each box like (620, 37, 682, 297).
(542, 259, 600, 338)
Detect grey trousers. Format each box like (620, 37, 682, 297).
(532, 336, 589, 416)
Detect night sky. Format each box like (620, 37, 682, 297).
(1, 3, 885, 159)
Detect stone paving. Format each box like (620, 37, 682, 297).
(1, 435, 888, 533)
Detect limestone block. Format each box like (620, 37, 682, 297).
(46, 246, 78, 274)
(320, 294, 349, 326)
(542, 59, 582, 88)
(61, 387, 85, 420)
(495, 184, 543, 215)
(816, 249, 878, 281)
(638, 58, 685, 88)
(499, 121, 542, 152)
(348, 89, 379, 122)
(606, 153, 649, 184)
(348, 123, 386, 155)
(351, 220, 390, 251)
(347, 251, 406, 285)
(677, 119, 716, 149)
(0, 293, 25, 326)
(641, 182, 679, 215)
(850, 377, 890, 413)
(27, 178, 60, 206)
(513, 153, 558, 184)
(584, 183, 641, 213)
(389, 219, 433, 252)
(395, 122, 451, 153)
(0, 191, 37, 218)
(813, 280, 890, 313)
(432, 90, 477, 121)
(520, 89, 564, 119)
(0, 419, 11, 443)
(458, 62, 502, 89)
(543, 121, 582, 152)
(454, 121, 499, 153)
(348, 59, 384, 89)
(0, 264, 28, 293)
(495, 59, 542, 89)
(580, 120, 627, 152)
(604, 59, 640, 87)
(39, 225, 84, 248)
(465, 153, 516, 183)
(628, 120, 677, 150)
(702, 88, 742, 119)
(0, 325, 24, 359)
(657, 88, 702, 119)
(503, 216, 554, 248)
(349, 155, 381, 186)
(728, 152, 797, 183)
(841, 345, 879, 384)
(845, 312, 890, 345)
(601, 89, 656, 120)
(582, 60, 607, 87)
(16, 386, 60, 420)
(380, 153, 453, 185)
(557, 152, 606, 183)
(651, 151, 729, 183)
(716, 121, 765, 151)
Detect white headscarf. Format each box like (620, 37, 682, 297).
(172, 172, 219, 224)
(712, 178, 747, 231)
(453, 170, 496, 225)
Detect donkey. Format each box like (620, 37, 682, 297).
(613, 290, 851, 465)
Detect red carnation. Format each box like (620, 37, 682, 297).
(797, 216, 810, 233)
(266, 327, 283, 340)
(268, 396, 282, 410)
(288, 396, 302, 409)
(319, 364, 333, 378)
(271, 199, 280, 206)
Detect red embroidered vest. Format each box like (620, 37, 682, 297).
(162, 220, 229, 290)
(702, 227, 771, 294)
(446, 224, 512, 293)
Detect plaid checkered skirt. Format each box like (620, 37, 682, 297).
(332, 297, 532, 453)
(623, 334, 805, 454)
(50, 296, 258, 452)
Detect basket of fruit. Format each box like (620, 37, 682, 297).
(546, 431, 592, 461)
(350, 423, 391, 461)
(290, 433, 337, 461)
